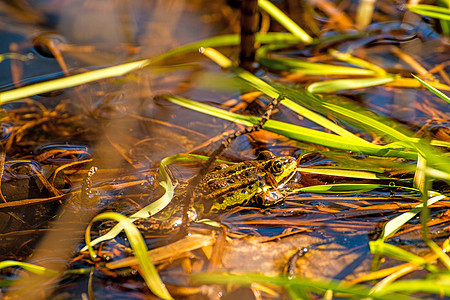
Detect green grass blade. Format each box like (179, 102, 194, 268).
(281, 99, 372, 143)
(265, 120, 414, 158)
(201, 48, 377, 144)
(164, 93, 256, 126)
(259, 57, 376, 75)
(308, 77, 394, 93)
(321, 102, 413, 142)
(258, 0, 313, 44)
(412, 74, 450, 104)
(271, 84, 450, 148)
(0, 53, 31, 63)
(369, 240, 440, 273)
(381, 193, 446, 240)
(296, 183, 385, 194)
(0, 60, 151, 103)
(106, 233, 217, 270)
(191, 272, 409, 300)
(423, 166, 450, 181)
(437, 0, 450, 35)
(81, 160, 176, 251)
(0, 33, 302, 104)
(152, 32, 301, 64)
(85, 212, 173, 299)
(316, 100, 450, 147)
(375, 277, 450, 296)
(408, 4, 450, 21)
(163, 94, 418, 160)
(297, 167, 387, 179)
(80, 153, 225, 252)
(329, 49, 387, 75)
(229, 63, 370, 142)
(0, 261, 58, 276)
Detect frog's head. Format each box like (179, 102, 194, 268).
(257, 151, 297, 187)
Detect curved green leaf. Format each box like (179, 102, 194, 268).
(308, 77, 394, 94)
(85, 212, 173, 299)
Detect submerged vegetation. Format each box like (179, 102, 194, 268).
(0, 0, 449, 299)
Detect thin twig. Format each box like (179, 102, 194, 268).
(178, 95, 284, 235)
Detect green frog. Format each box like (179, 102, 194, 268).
(137, 150, 298, 232)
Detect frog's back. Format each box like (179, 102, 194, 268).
(194, 161, 266, 216)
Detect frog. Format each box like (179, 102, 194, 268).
(192, 150, 297, 218)
(136, 150, 298, 232)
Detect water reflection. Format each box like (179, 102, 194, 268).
(0, 123, 12, 141)
(35, 143, 91, 164)
(4, 159, 42, 179)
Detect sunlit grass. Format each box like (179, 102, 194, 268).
(296, 167, 387, 179)
(85, 211, 173, 299)
(413, 74, 450, 104)
(191, 272, 412, 299)
(258, 56, 378, 76)
(408, 4, 450, 21)
(380, 193, 447, 240)
(169, 40, 450, 297)
(164, 94, 418, 159)
(0, 60, 151, 103)
(307, 77, 394, 93)
(80, 154, 176, 251)
(258, 0, 313, 44)
(0, 261, 58, 276)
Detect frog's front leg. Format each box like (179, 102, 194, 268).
(254, 189, 287, 207)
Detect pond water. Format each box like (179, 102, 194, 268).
(0, 0, 449, 299)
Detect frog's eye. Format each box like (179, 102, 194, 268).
(271, 160, 283, 174)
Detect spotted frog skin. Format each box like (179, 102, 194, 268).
(137, 151, 297, 232)
(193, 150, 297, 218)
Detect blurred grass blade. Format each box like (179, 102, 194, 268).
(259, 57, 376, 75)
(106, 234, 216, 269)
(191, 272, 406, 299)
(296, 183, 384, 193)
(81, 160, 176, 251)
(384, 77, 450, 90)
(0, 53, 31, 63)
(438, 0, 450, 35)
(258, 0, 313, 44)
(0, 261, 58, 276)
(201, 47, 373, 143)
(414, 153, 426, 191)
(0, 33, 302, 104)
(329, 49, 386, 75)
(412, 74, 450, 104)
(374, 277, 450, 296)
(80, 153, 221, 252)
(297, 167, 386, 179)
(356, 0, 376, 30)
(424, 166, 450, 180)
(308, 77, 394, 93)
(369, 240, 439, 273)
(152, 32, 301, 64)
(381, 193, 446, 240)
(85, 212, 173, 299)
(0, 60, 151, 103)
(87, 267, 95, 300)
(273, 84, 450, 148)
(320, 103, 413, 142)
(164, 94, 417, 159)
(408, 4, 450, 21)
